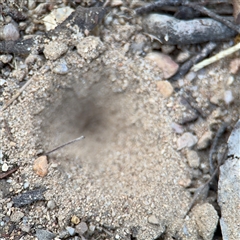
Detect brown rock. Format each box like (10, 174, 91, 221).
(145, 52, 179, 79)
(156, 81, 174, 98)
(33, 155, 48, 177)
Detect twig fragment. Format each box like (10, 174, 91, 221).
(192, 42, 240, 72)
(0, 166, 19, 179)
(170, 42, 217, 80)
(45, 136, 85, 155)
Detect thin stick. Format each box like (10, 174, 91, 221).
(186, 3, 240, 34)
(192, 42, 240, 72)
(1, 77, 34, 112)
(45, 136, 85, 155)
(0, 166, 19, 179)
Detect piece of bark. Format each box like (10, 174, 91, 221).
(0, 166, 19, 179)
(143, 14, 237, 45)
(13, 188, 46, 207)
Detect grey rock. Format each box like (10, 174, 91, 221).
(66, 226, 75, 236)
(76, 222, 88, 235)
(35, 229, 56, 240)
(148, 215, 159, 225)
(192, 203, 219, 240)
(53, 62, 69, 75)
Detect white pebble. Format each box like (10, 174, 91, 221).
(185, 71, 196, 81)
(224, 90, 234, 104)
(66, 226, 75, 236)
(2, 163, 9, 172)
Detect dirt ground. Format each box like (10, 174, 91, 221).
(0, 1, 240, 240)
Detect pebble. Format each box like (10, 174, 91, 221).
(176, 51, 191, 63)
(53, 62, 69, 75)
(187, 150, 200, 168)
(66, 226, 75, 236)
(23, 182, 30, 189)
(0, 54, 13, 64)
(75, 222, 88, 235)
(145, 52, 179, 79)
(0, 79, 6, 86)
(197, 131, 213, 150)
(35, 229, 56, 240)
(192, 203, 218, 240)
(33, 155, 48, 177)
(71, 215, 80, 225)
(148, 215, 159, 225)
(21, 224, 31, 233)
(43, 42, 68, 61)
(229, 58, 240, 74)
(47, 200, 56, 210)
(177, 132, 198, 150)
(156, 81, 174, 98)
(185, 71, 196, 82)
(10, 211, 24, 222)
(2, 163, 9, 172)
(171, 122, 184, 134)
(0, 23, 20, 41)
(224, 90, 234, 104)
(77, 36, 105, 61)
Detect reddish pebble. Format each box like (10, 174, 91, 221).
(33, 156, 48, 177)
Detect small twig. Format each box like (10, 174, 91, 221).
(184, 146, 228, 218)
(192, 42, 240, 72)
(45, 136, 85, 155)
(185, 2, 240, 34)
(209, 123, 227, 175)
(0, 166, 19, 179)
(1, 77, 35, 112)
(171, 42, 217, 81)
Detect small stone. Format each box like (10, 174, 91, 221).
(52, 62, 69, 75)
(224, 90, 234, 104)
(178, 178, 191, 187)
(0, 78, 6, 86)
(145, 52, 179, 79)
(44, 42, 68, 60)
(23, 182, 30, 189)
(197, 131, 213, 150)
(75, 222, 88, 235)
(148, 215, 159, 225)
(177, 132, 198, 150)
(47, 200, 56, 210)
(71, 215, 80, 225)
(192, 203, 218, 240)
(1, 23, 20, 41)
(176, 51, 191, 63)
(229, 58, 240, 74)
(2, 163, 9, 172)
(156, 81, 174, 98)
(10, 211, 24, 222)
(187, 150, 200, 168)
(185, 71, 196, 82)
(35, 229, 56, 240)
(161, 45, 175, 54)
(21, 224, 31, 233)
(66, 226, 75, 236)
(0, 54, 13, 64)
(33, 155, 48, 177)
(77, 36, 105, 61)
(171, 122, 184, 134)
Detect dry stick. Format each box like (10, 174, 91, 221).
(0, 166, 19, 179)
(170, 42, 217, 81)
(184, 146, 228, 218)
(209, 123, 227, 175)
(1, 77, 35, 112)
(45, 136, 85, 155)
(192, 42, 240, 71)
(185, 2, 240, 33)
